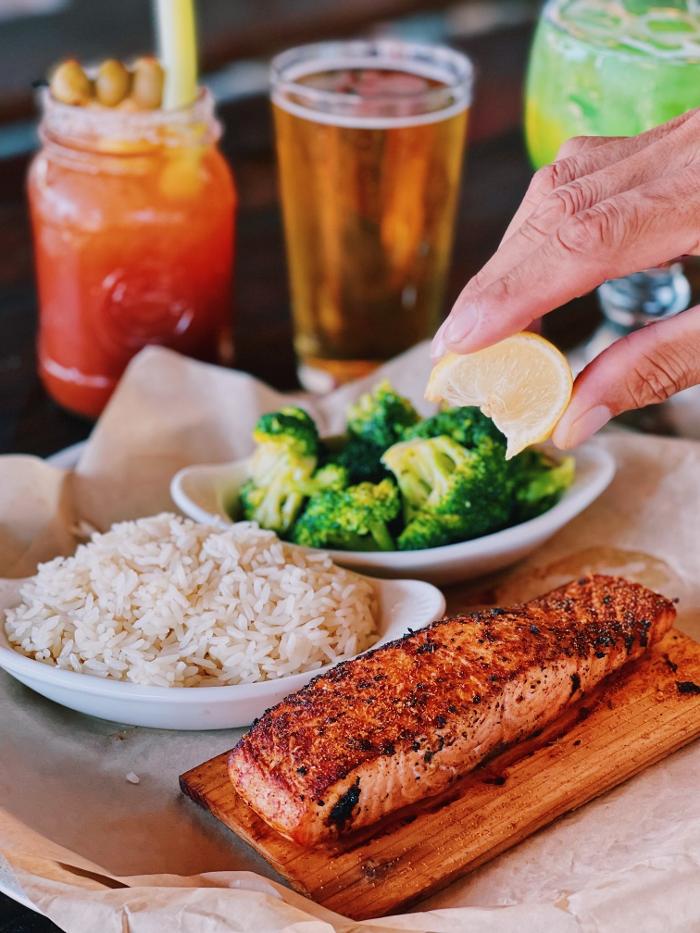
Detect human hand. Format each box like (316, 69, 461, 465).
(431, 109, 700, 449)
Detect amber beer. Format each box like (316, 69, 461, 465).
(271, 42, 472, 390)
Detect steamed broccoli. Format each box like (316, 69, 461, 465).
(382, 434, 511, 548)
(326, 381, 420, 486)
(252, 406, 319, 457)
(239, 406, 319, 535)
(332, 435, 390, 485)
(303, 462, 349, 494)
(237, 387, 574, 553)
(346, 380, 419, 450)
(292, 479, 401, 551)
(404, 406, 506, 450)
(510, 450, 575, 523)
(397, 511, 465, 550)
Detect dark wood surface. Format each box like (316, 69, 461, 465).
(0, 16, 601, 933)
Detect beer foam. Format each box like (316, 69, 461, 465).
(548, 0, 700, 60)
(272, 54, 471, 129)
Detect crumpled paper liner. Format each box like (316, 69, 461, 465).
(1, 344, 699, 932)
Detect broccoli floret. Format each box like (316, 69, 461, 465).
(397, 511, 463, 550)
(332, 435, 390, 485)
(404, 406, 506, 450)
(292, 479, 400, 552)
(510, 450, 575, 522)
(239, 406, 320, 535)
(346, 380, 419, 450)
(239, 472, 306, 535)
(303, 462, 349, 493)
(239, 448, 316, 535)
(381, 435, 469, 520)
(253, 406, 319, 458)
(434, 433, 511, 521)
(382, 434, 512, 545)
(334, 381, 419, 485)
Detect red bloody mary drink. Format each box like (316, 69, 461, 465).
(28, 86, 236, 417)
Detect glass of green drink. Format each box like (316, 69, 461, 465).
(525, 0, 700, 324)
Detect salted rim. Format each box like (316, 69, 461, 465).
(37, 86, 221, 147)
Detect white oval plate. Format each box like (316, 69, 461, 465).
(0, 576, 444, 731)
(171, 443, 616, 585)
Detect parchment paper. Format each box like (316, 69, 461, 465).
(1, 344, 699, 933)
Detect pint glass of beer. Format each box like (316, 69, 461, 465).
(271, 40, 473, 390)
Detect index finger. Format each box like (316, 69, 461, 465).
(433, 170, 700, 357)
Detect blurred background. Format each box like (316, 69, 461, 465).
(3, 0, 589, 458)
(7, 0, 700, 458)
(0, 0, 539, 130)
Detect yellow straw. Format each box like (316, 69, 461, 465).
(155, 0, 198, 110)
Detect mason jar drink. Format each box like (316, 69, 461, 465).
(271, 41, 472, 391)
(28, 87, 236, 418)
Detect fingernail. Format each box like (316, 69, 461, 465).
(431, 310, 478, 360)
(553, 405, 611, 449)
(430, 318, 450, 360)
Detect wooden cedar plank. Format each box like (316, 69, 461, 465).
(180, 629, 700, 921)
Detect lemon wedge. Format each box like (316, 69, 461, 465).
(426, 332, 573, 459)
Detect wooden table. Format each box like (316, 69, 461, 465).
(0, 18, 603, 932)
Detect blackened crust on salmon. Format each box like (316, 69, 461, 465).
(328, 780, 361, 829)
(229, 575, 675, 846)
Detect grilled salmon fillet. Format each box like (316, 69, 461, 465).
(229, 575, 675, 846)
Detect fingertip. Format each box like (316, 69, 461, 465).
(430, 319, 449, 361)
(551, 406, 575, 448)
(552, 404, 611, 449)
(551, 422, 575, 450)
(431, 304, 482, 359)
(444, 306, 481, 352)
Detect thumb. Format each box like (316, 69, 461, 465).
(552, 305, 700, 448)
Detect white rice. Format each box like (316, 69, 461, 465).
(4, 513, 378, 687)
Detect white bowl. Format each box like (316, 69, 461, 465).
(171, 443, 616, 585)
(0, 576, 444, 731)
